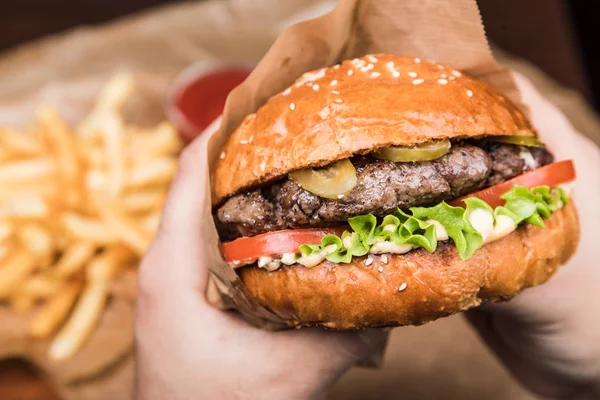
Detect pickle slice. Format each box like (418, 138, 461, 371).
(289, 159, 357, 199)
(492, 135, 546, 147)
(373, 139, 451, 162)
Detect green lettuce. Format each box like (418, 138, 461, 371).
(296, 185, 567, 263)
(411, 201, 482, 260)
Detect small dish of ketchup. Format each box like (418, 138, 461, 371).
(166, 61, 252, 142)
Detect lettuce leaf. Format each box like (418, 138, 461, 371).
(411, 202, 482, 260)
(294, 185, 567, 264)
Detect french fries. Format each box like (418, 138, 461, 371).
(30, 279, 83, 339)
(49, 280, 108, 361)
(127, 157, 178, 188)
(123, 190, 166, 213)
(51, 241, 96, 279)
(20, 275, 61, 298)
(0, 158, 56, 184)
(96, 200, 153, 256)
(38, 106, 83, 206)
(61, 212, 117, 244)
(0, 248, 38, 298)
(0, 74, 182, 360)
(0, 128, 47, 157)
(0, 197, 49, 219)
(17, 224, 54, 269)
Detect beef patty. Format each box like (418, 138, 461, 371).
(215, 143, 553, 240)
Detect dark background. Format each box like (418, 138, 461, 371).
(1, 0, 599, 109)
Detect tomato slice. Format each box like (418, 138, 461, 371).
(449, 160, 576, 208)
(221, 226, 348, 264)
(222, 160, 575, 266)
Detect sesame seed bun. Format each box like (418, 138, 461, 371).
(213, 54, 536, 204)
(237, 202, 579, 329)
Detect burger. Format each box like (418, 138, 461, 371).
(212, 54, 579, 328)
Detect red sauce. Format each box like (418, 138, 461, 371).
(170, 67, 251, 141)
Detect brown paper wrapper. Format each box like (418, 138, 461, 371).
(203, 0, 524, 328)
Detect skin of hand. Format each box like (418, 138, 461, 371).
(466, 73, 600, 399)
(134, 138, 387, 400)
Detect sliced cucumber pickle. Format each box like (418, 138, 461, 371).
(492, 135, 546, 147)
(373, 139, 451, 162)
(289, 159, 357, 199)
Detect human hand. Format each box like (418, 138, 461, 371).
(467, 73, 600, 399)
(134, 139, 387, 400)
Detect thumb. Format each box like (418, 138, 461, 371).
(138, 137, 212, 305)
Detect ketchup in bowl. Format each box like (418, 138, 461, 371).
(167, 63, 252, 142)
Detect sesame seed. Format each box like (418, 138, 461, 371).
(438, 78, 448, 85)
(398, 282, 408, 292)
(337, 194, 344, 199)
(392, 71, 400, 78)
(282, 88, 291, 96)
(289, 103, 296, 110)
(381, 254, 388, 264)
(248, 136, 254, 143)
(386, 61, 394, 68)
(452, 70, 462, 77)
(414, 57, 421, 63)
(367, 64, 375, 70)
(330, 80, 338, 86)
(412, 78, 425, 85)
(334, 99, 343, 104)
(360, 66, 370, 72)
(240, 139, 248, 144)
(331, 90, 340, 94)
(333, 64, 340, 69)
(449, 76, 456, 81)
(378, 266, 384, 272)
(368, 55, 378, 63)
(365, 257, 373, 266)
(408, 71, 418, 78)
(440, 73, 447, 78)
(466, 89, 474, 97)
(260, 159, 266, 172)
(312, 84, 320, 91)
(437, 64, 444, 70)
(371, 72, 381, 77)
(347, 69, 354, 76)
(219, 151, 226, 159)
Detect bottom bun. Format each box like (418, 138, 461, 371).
(238, 203, 580, 329)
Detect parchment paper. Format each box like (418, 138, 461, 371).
(2, 0, 600, 399)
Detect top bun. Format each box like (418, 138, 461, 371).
(213, 54, 536, 204)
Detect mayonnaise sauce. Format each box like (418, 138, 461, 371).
(427, 219, 449, 241)
(369, 240, 414, 255)
(468, 208, 516, 245)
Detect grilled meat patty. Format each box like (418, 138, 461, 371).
(215, 143, 553, 240)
